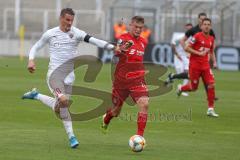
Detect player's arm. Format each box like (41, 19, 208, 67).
(180, 36, 188, 49)
(210, 41, 217, 68)
(84, 35, 133, 53)
(180, 29, 192, 49)
(28, 32, 49, 73)
(171, 37, 182, 61)
(185, 44, 208, 56)
(84, 35, 115, 50)
(75, 28, 115, 50)
(185, 36, 208, 56)
(171, 44, 182, 61)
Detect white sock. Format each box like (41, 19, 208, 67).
(60, 107, 75, 139)
(208, 108, 214, 111)
(36, 94, 56, 111)
(183, 79, 189, 85)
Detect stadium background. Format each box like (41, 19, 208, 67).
(0, 0, 240, 160)
(1, 0, 240, 60)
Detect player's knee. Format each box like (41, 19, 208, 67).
(58, 96, 69, 108)
(207, 83, 215, 89)
(137, 97, 149, 106)
(137, 97, 149, 112)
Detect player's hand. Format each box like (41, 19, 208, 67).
(114, 44, 121, 52)
(117, 40, 134, 52)
(198, 48, 210, 56)
(28, 60, 36, 73)
(198, 50, 208, 56)
(213, 61, 217, 69)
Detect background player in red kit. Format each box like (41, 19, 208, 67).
(177, 18, 219, 117)
(101, 16, 149, 136)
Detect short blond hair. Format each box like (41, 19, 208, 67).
(131, 16, 144, 24)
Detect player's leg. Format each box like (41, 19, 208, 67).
(22, 90, 78, 147)
(136, 97, 148, 136)
(101, 88, 129, 133)
(22, 88, 56, 110)
(177, 67, 200, 97)
(171, 72, 189, 80)
(181, 56, 190, 96)
(165, 56, 182, 84)
(165, 56, 188, 85)
(50, 71, 79, 148)
(57, 94, 78, 148)
(62, 72, 79, 147)
(182, 56, 189, 85)
(172, 55, 189, 81)
(22, 69, 67, 110)
(202, 68, 218, 117)
(130, 83, 149, 136)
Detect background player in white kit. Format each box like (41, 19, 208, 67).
(165, 23, 192, 96)
(22, 8, 115, 148)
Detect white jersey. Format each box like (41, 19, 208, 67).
(171, 32, 187, 56)
(29, 26, 114, 97)
(171, 32, 191, 72)
(29, 26, 87, 71)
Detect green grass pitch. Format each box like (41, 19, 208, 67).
(0, 56, 240, 160)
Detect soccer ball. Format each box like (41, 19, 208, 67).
(128, 135, 146, 152)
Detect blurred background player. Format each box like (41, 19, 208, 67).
(181, 13, 216, 43)
(177, 18, 218, 117)
(166, 12, 218, 100)
(165, 23, 193, 96)
(140, 25, 151, 45)
(101, 16, 149, 137)
(167, 13, 216, 82)
(113, 21, 127, 41)
(22, 8, 115, 148)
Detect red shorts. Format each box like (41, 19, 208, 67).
(112, 81, 148, 108)
(189, 66, 215, 89)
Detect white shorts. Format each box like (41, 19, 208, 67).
(174, 55, 189, 74)
(47, 69, 75, 98)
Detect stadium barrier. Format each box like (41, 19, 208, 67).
(98, 44, 240, 71)
(216, 46, 240, 71)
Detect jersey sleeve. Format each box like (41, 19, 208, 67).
(29, 31, 50, 60)
(74, 28, 88, 41)
(189, 34, 197, 46)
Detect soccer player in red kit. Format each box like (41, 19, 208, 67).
(101, 16, 149, 136)
(177, 18, 219, 117)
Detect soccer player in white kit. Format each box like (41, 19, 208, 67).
(165, 23, 192, 96)
(22, 8, 115, 148)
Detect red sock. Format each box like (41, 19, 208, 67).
(207, 86, 215, 108)
(137, 112, 148, 136)
(181, 83, 192, 91)
(104, 109, 114, 125)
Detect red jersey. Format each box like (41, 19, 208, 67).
(114, 33, 147, 88)
(189, 32, 215, 69)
